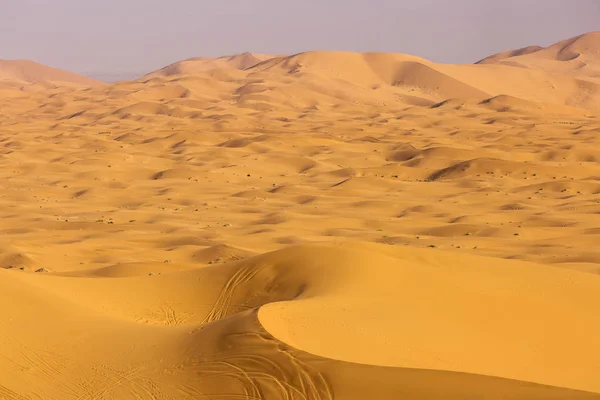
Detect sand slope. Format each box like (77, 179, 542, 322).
(476, 45, 545, 64)
(1, 244, 599, 399)
(1, 31, 600, 398)
(136, 32, 600, 111)
(144, 52, 276, 79)
(0, 59, 104, 86)
(477, 31, 600, 82)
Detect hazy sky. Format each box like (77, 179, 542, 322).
(1, 0, 598, 79)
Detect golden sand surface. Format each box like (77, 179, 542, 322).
(1, 32, 600, 399)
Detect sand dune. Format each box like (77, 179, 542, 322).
(477, 31, 600, 64)
(0, 59, 104, 86)
(1, 31, 600, 399)
(2, 244, 600, 399)
(143, 52, 276, 79)
(476, 45, 545, 64)
(501, 31, 600, 63)
(478, 31, 600, 82)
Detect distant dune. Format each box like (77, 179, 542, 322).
(135, 32, 600, 112)
(143, 52, 276, 79)
(475, 31, 600, 82)
(0, 59, 104, 86)
(476, 45, 545, 64)
(483, 31, 600, 63)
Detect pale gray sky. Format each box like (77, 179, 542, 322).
(0, 0, 598, 80)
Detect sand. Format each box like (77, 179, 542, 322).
(0, 31, 600, 399)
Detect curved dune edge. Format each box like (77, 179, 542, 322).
(181, 309, 600, 400)
(251, 242, 600, 393)
(1, 242, 600, 399)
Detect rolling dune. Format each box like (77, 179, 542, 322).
(1, 31, 600, 399)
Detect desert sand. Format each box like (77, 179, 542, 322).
(0, 32, 600, 399)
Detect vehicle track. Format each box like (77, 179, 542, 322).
(188, 327, 333, 400)
(202, 263, 264, 324)
(0, 383, 28, 400)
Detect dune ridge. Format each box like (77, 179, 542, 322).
(477, 31, 600, 83)
(143, 52, 276, 79)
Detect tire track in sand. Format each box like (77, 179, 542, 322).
(202, 263, 264, 324)
(0, 383, 28, 400)
(188, 322, 332, 400)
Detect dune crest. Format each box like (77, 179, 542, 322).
(143, 52, 276, 79)
(477, 31, 600, 83)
